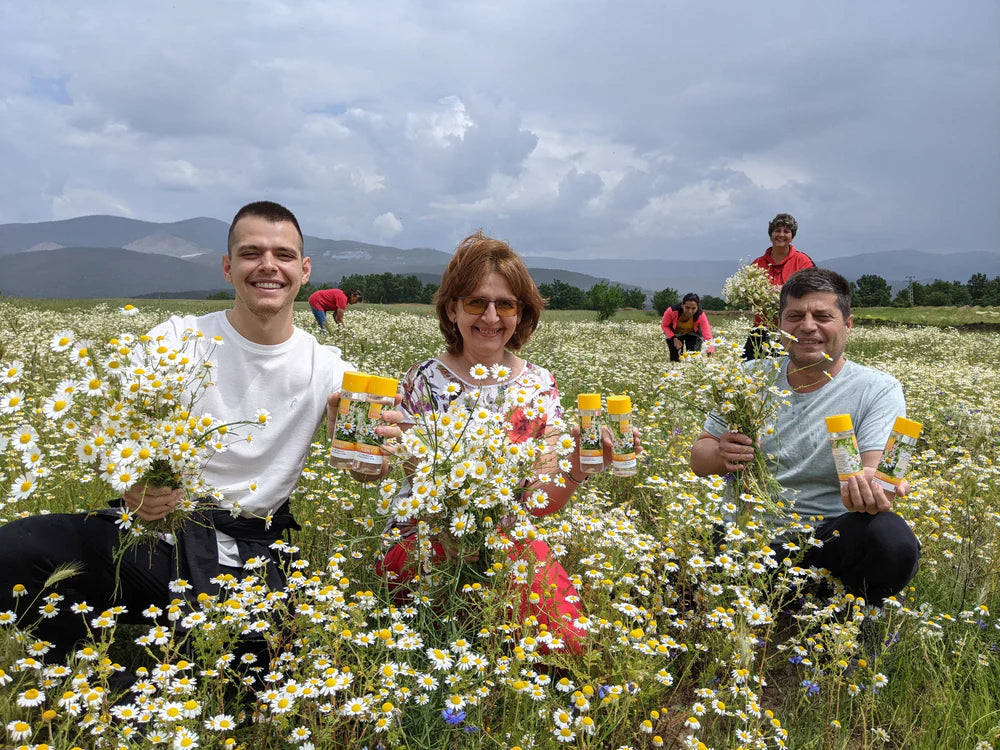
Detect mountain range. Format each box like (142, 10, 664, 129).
(2, 215, 998, 300)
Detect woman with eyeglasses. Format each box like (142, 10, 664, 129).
(376, 230, 632, 653)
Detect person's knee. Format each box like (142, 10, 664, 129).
(862, 513, 920, 597)
(867, 513, 920, 560)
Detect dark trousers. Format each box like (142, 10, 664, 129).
(743, 327, 775, 360)
(0, 513, 186, 662)
(668, 333, 704, 362)
(799, 511, 920, 603)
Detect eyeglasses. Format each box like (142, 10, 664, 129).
(457, 297, 521, 317)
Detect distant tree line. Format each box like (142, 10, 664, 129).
(297, 273, 439, 305)
(852, 272, 1000, 307)
(209, 271, 1000, 314)
(538, 279, 646, 319)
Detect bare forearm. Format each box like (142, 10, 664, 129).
(690, 431, 754, 476)
(690, 434, 726, 476)
(526, 471, 584, 517)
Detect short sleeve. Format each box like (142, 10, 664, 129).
(854, 374, 905, 454)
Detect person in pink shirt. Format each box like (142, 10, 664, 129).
(661, 293, 715, 362)
(308, 288, 362, 331)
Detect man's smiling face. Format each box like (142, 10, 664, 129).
(223, 216, 310, 322)
(780, 291, 853, 371)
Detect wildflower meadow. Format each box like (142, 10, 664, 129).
(1, 298, 998, 750)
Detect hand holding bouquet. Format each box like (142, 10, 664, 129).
(46, 327, 268, 537)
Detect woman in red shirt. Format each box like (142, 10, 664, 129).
(743, 213, 814, 359)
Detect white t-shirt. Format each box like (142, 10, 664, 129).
(146, 311, 351, 565)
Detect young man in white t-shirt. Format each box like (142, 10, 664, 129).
(0, 201, 397, 663)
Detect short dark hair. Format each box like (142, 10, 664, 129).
(780, 268, 852, 320)
(227, 201, 303, 255)
(347, 289, 363, 303)
(768, 213, 798, 239)
(682, 292, 700, 305)
(433, 231, 545, 354)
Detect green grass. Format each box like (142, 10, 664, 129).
(853, 305, 1000, 327)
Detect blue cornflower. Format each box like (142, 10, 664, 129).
(802, 680, 820, 696)
(442, 708, 466, 725)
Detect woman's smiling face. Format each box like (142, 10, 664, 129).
(447, 272, 521, 366)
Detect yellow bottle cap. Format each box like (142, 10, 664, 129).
(607, 395, 632, 415)
(577, 393, 601, 411)
(342, 371, 370, 393)
(368, 375, 399, 398)
(892, 416, 922, 439)
(824, 414, 854, 433)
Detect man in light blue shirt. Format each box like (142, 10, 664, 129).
(691, 268, 920, 603)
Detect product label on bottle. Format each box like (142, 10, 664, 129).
(331, 398, 365, 459)
(353, 403, 385, 464)
(354, 441, 383, 465)
(579, 414, 603, 466)
(610, 419, 635, 464)
(874, 433, 915, 489)
(830, 435, 864, 481)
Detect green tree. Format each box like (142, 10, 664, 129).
(206, 290, 234, 300)
(893, 280, 925, 307)
(587, 281, 625, 322)
(853, 274, 893, 307)
(538, 279, 587, 310)
(621, 287, 647, 309)
(924, 279, 970, 307)
(967, 273, 989, 305)
(983, 276, 1000, 306)
(651, 287, 680, 315)
(700, 294, 726, 310)
(296, 281, 320, 303)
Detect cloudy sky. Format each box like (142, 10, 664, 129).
(1, 0, 997, 261)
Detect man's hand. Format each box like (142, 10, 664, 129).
(122, 483, 180, 522)
(841, 466, 910, 515)
(672, 337, 683, 351)
(717, 432, 755, 473)
(691, 431, 755, 476)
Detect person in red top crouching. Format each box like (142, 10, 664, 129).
(309, 287, 362, 332)
(743, 213, 814, 359)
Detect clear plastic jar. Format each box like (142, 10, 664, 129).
(607, 395, 636, 477)
(824, 413, 865, 485)
(353, 375, 399, 475)
(874, 416, 922, 491)
(330, 371, 370, 470)
(577, 393, 604, 474)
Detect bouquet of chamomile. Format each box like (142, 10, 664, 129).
(377, 364, 574, 595)
(43, 327, 268, 538)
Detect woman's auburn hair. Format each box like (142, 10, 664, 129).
(433, 231, 546, 354)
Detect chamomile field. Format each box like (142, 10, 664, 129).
(1, 299, 998, 750)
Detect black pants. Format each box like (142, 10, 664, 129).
(668, 333, 704, 362)
(744, 327, 778, 360)
(799, 511, 920, 603)
(0, 513, 192, 662)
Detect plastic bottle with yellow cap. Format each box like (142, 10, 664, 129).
(607, 395, 636, 477)
(874, 417, 922, 491)
(576, 393, 604, 474)
(824, 413, 865, 485)
(353, 375, 399, 475)
(330, 371, 371, 470)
